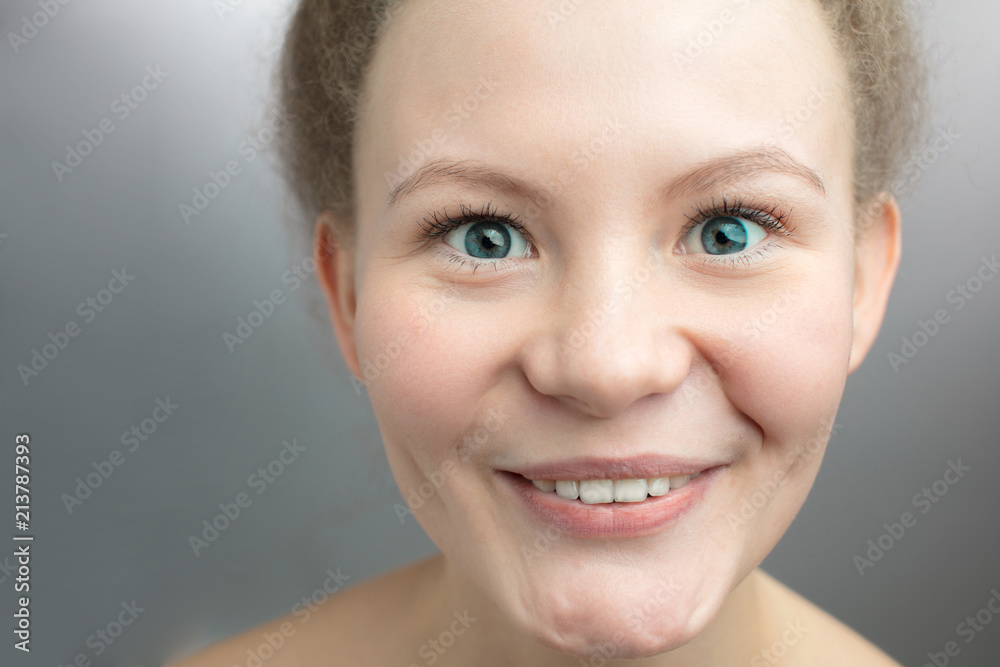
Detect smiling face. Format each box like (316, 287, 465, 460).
(317, 0, 900, 659)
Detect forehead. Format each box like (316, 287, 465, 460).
(356, 0, 853, 214)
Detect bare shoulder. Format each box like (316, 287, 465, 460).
(166, 554, 443, 667)
(752, 569, 901, 667)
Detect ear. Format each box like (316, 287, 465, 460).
(848, 194, 902, 374)
(314, 213, 362, 379)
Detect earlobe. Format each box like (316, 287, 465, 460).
(314, 213, 362, 379)
(848, 194, 903, 374)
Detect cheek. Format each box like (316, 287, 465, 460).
(715, 270, 854, 538)
(353, 280, 495, 499)
(718, 272, 855, 449)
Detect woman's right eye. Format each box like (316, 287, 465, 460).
(442, 219, 533, 261)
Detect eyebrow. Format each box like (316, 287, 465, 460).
(662, 148, 826, 199)
(385, 147, 825, 208)
(387, 158, 547, 208)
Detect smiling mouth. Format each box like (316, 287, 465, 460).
(526, 473, 700, 504)
(498, 466, 721, 538)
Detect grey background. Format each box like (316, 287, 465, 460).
(1, 1, 998, 665)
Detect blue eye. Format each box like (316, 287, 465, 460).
(444, 219, 531, 260)
(683, 215, 768, 255)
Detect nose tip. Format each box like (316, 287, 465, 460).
(521, 306, 693, 420)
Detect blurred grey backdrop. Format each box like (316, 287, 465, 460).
(1, 1, 998, 665)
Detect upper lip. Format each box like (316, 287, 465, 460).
(501, 454, 725, 481)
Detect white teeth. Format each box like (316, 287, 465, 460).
(647, 477, 670, 496)
(555, 479, 579, 499)
(530, 473, 701, 503)
(613, 478, 648, 502)
(579, 479, 614, 504)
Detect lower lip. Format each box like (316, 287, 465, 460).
(496, 467, 722, 538)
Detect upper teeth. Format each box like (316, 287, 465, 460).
(531, 473, 699, 504)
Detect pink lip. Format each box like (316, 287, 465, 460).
(497, 465, 724, 538)
(503, 454, 720, 481)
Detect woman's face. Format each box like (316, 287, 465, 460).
(321, 0, 895, 658)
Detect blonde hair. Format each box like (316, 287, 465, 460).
(276, 0, 927, 249)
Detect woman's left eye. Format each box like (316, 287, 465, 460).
(681, 215, 769, 256)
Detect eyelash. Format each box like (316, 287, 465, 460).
(416, 197, 794, 274)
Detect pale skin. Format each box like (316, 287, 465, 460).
(169, 0, 905, 665)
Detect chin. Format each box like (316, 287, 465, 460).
(497, 558, 734, 661)
(520, 602, 707, 660)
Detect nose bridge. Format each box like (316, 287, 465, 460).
(528, 245, 692, 419)
(559, 250, 655, 352)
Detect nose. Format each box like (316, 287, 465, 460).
(519, 249, 693, 419)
